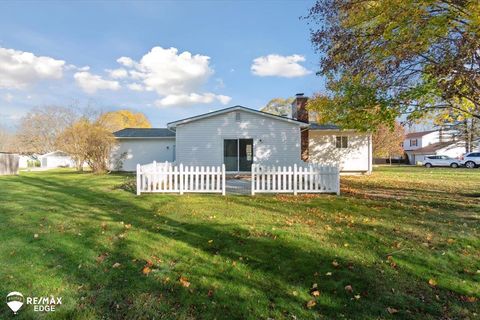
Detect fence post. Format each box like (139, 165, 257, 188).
(293, 163, 297, 196)
(222, 164, 226, 196)
(336, 166, 340, 195)
(136, 164, 141, 196)
(179, 163, 184, 195)
(251, 164, 255, 196)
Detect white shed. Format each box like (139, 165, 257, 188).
(38, 151, 75, 168)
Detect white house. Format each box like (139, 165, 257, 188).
(403, 130, 465, 164)
(39, 151, 75, 168)
(111, 94, 373, 173)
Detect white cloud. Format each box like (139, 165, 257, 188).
(155, 93, 231, 108)
(251, 54, 311, 78)
(117, 56, 135, 68)
(2, 93, 14, 102)
(107, 68, 128, 79)
(117, 46, 230, 107)
(127, 83, 145, 91)
(74, 71, 120, 94)
(0, 47, 65, 89)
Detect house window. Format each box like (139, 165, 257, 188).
(235, 111, 241, 122)
(335, 136, 348, 148)
(410, 139, 418, 147)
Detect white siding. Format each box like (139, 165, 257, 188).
(111, 138, 175, 171)
(175, 110, 302, 169)
(308, 131, 372, 172)
(39, 153, 75, 168)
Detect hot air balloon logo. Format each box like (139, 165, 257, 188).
(6, 292, 24, 314)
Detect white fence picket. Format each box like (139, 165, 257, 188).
(136, 162, 226, 195)
(251, 163, 339, 195)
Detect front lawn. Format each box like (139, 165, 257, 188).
(0, 167, 478, 319)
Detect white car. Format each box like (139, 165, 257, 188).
(461, 152, 480, 168)
(423, 155, 460, 168)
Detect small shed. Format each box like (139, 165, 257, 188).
(38, 151, 75, 168)
(0, 153, 19, 175)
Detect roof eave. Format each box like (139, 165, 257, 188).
(167, 106, 309, 128)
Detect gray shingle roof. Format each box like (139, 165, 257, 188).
(113, 128, 175, 138)
(405, 130, 436, 139)
(309, 123, 341, 130)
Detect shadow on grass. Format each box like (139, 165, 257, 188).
(0, 172, 478, 319)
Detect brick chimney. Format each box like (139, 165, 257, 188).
(292, 93, 309, 161)
(292, 93, 309, 123)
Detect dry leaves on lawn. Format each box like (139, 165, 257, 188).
(387, 307, 399, 314)
(112, 262, 121, 268)
(306, 300, 316, 309)
(309, 283, 320, 297)
(179, 276, 191, 288)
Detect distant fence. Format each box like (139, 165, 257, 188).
(0, 154, 19, 175)
(136, 161, 225, 195)
(251, 163, 340, 195)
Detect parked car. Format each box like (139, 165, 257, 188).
(461, 152, 480, 168)
(423, 155, 460, 168)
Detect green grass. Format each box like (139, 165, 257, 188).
(0, 166, 478, 319)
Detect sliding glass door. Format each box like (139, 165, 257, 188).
(223, 139, 253, 171)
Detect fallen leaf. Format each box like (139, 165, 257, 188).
(145, 260, 154, 267)
(34, 234, 39, 239)
(179, 276, 190, 288)
(311, 289, 320, 297)
(387, 307, 399, 314)
(354, 294, 361, 300)
(112, 262, 121, 268)
(306, 300, 316, 309)
(428, 279, 437, 287)
(208, 240, 213, 244)
(461, 296, 477, 303)
(207, 289, 214, 298)
(332, 260, 340, 268)
(325, 272, 332, 276)
(344, 285, 353, 293)
(142, 266, 151, 275)
(124, 224, 132, 229)
(96, 253, 108, 263)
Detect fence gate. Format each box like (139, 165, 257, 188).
(251, 163, 340, 195)
(137, 161, 225, 195)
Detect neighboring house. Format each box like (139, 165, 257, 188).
(18, 154, 38, 168)
(38, 151, 75, 168)
(403, 130, 464, 164)
(111, 94, 373, 173)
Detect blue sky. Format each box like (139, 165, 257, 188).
(0, 0, 323, 129)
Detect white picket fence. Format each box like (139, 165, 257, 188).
(136, 161, 225, 195)
(251, 163, 340, 195)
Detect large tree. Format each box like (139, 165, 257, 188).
(98, 110, 151, 133)
(306, 0, 480, 129)
(56, 118, 117, 173)
(261, 98, 295, 116)
(16, 106, 78, 153)
(372, 122, 406, 164)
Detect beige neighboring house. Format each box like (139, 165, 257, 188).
(111, 94, 373, 174)
(403, 130, 465, 164)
